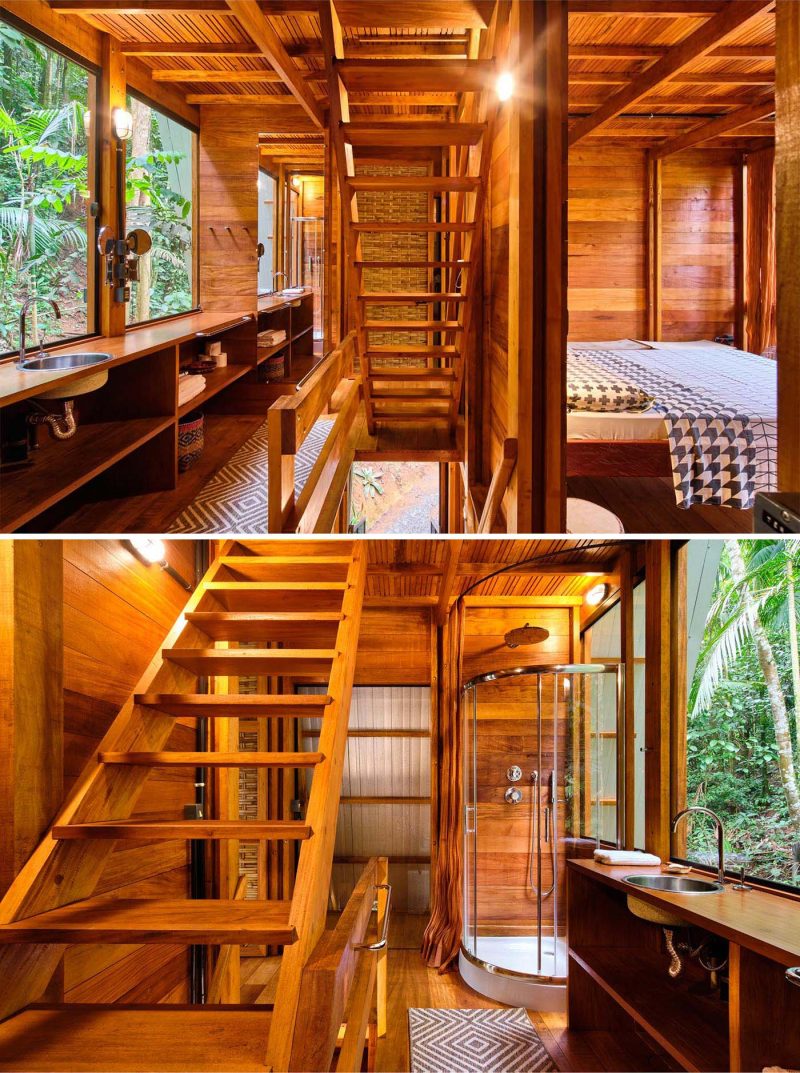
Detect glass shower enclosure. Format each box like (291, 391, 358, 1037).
(460, 664, 622, 1010)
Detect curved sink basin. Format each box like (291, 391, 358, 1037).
(624, 873, 724, 927)
(21, 351, 112, 399)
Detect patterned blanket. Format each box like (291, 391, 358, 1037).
(567, 344, 777, 509)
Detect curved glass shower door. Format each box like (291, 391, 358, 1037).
(461, 664, 621, 990)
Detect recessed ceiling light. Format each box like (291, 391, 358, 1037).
(584, 582, 609, 607)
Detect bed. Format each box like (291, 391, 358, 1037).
(566, 339, 777, 510)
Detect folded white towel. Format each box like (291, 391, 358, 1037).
(593, 850, 661, 866)
(179, 374, 206, 404)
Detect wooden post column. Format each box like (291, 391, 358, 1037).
(98, 35, 127, 337)
(0, 541, 64, 898)
(776, 0, 800, 492)
(646, 151, 662, 341)
(644, 541, 671, 861)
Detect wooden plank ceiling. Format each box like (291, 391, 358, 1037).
(46, 0, 776, 155)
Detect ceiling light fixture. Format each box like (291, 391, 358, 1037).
(496, 71, 514, 102)
(126, 538, 192, 590)
(584, 582, 609, 607)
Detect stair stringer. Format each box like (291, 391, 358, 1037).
(265, 544, 367, 1072)
(0, 540, 238, 1022)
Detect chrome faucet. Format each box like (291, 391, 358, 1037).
(271, 271, 287, 293)
(19, 297, 61, 364)
(672, 806, 726, 886)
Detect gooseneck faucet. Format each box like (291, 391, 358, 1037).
(19, 297, 61, 364)
(672, 806, 726, 886)
(271, 271, 287, 293)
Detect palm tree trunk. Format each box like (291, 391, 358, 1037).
(788, 556, 800, 756)
(729, 540, 800, 831)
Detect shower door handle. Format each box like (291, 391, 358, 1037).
(465, 805, 476, 834)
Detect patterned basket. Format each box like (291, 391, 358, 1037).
(178, 410, 204, 472)
(264, 351, 285, 381)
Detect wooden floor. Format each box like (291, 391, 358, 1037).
(568, 476, 753, 534)
(240, 915, 674, 1073)
(46, 414, 265, 533)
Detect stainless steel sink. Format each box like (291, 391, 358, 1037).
(625, 874, 724, 894)
(20, 351, 112, 371)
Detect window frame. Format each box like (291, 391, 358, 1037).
(0, 10, 101, 360)
(123, 86, 200, 330)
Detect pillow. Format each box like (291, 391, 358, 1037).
(567, 355, 655, 413)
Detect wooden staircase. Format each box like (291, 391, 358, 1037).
(322, 1, 509, 461)
(0, 541, 368, 1072)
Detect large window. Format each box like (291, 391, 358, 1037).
(125, 92, 196, 325)
(682, 539, 800, 892)
(0, 17, 96, 353)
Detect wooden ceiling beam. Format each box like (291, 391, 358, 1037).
(570, 71, 774, 85)
(569, 44, 775, 59)
(50, 0, 231, 8)
(652, 89, 775, 156)
(153, 70, 282, 82)
(436, 539, 464, 625)
(120, 42, 261, 55)
(226, 0, 324, 128)
(332, 0, 494, 30)
(336, 58, 496, 94)
(568, 0, 773, 144)
(569, 95, 765, 107)
(568, 1, 729, 14)
(349, 92, 460, 105)
(185, 92, 307, 104)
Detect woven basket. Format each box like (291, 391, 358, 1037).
(178, 410, 204, 472)
(264, 351, 285, 381)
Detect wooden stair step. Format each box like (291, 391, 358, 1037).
(348, 175, 480, 191)
(216, 555, 351, 582)
(0, 898, 295, 945)
(368, 367, 457, 380)
(363, 320, 463, 331)
(343, 121, 487, 146)
(185, 610, 343, 643)
(0, 1005, 272, 1072)
(100, 751, 324, 768)
(371, 389, 452, 400)
(375, 411, 452, 421)
(358, 292, 467, 302)
(202, 581, 346, 612)
(52, 820, 312, 841)
(135, 693, 333, 718)
(356, 259, 469, 269)
(162, 648, 336, 676)
(352, 222, 474, 233)
(366, 345, 460, 357)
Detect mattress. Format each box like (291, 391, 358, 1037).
(567, 408, 668, 441)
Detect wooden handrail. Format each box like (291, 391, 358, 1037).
(206, 874, 251, 1004)
(288, 856, 389, 1073)
(477, 437, 517, 533)
(267, 331, 360, 532)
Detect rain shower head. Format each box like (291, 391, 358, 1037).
(504, 624, 549, 649)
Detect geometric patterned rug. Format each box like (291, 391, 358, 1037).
(408, 1008, 557, 1073)
(168, 415, 335, 534)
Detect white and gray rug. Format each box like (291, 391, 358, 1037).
(408, 1008, 557, 1073)
(168, 416, 334, 534)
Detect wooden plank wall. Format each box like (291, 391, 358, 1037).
(61, 539, 197, 1005)
(354, 607, 432, 685)
(568, 147, 739, 344)
(463, 602, 574, 934)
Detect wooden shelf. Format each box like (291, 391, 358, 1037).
(256, 339, 289, 365)
(178, 363, 253, 417)
(1, 417, 173, 531)
(570, 946, 730, 1073)
(291, 324, 314, 344)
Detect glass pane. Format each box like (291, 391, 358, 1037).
(125, 93, 195, 324)
(683, 538, 800, 892)
(0, 17, 95, 352)
(258, 168, 275, 293)
(633, 581, 647, 848)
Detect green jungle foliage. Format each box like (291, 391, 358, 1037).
(0, 19, 193, 351)
(687, 539, 800, 888)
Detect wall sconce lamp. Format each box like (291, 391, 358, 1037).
(126, 537, 192, 591)
(584, 582, 609, 607)
(496, 71, 514, 102)
(112, 107, 133, 142)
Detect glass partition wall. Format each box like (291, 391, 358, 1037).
(460, 664, 622, 1010)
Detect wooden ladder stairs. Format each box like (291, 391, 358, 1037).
(322, 1, 509, 461)
(0, 541, 368, 1072)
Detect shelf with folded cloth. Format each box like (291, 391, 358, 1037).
(177, 364, 253, 417)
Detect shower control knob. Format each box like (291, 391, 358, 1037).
(506, 765, 523, 782)
(504, 786, 523, 804)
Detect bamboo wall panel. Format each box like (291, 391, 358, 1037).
(567, 147, 738, 345)
(465, 605, 572, 933)
(61, 539, 197, 1005)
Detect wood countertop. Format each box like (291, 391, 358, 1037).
(257, 288, 313, 314)
(0, 309, 254, 407)
(568, 858, 800, 966)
